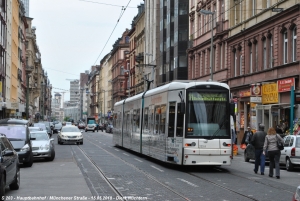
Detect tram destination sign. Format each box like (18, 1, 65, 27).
(189, 93, 227, 102)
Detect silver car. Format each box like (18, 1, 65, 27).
(30, 131, 55, 161)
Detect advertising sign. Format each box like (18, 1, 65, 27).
(251, 85, 261, 96)
(278, 78, 294, 92)
(239, 90, 251, 97)
(262, 83, 278, 104)
(295, 92, 300, 104)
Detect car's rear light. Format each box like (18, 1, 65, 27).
(291, 147, 296, 157)
(294, 186, 300, 201)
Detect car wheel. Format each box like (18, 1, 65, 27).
(244, 151, 250, 162)
(286, 158, 294, 171)
(9, 165, 20, 190)
(0, 173, 5, 199)
(23, 152, 33, 167)
(85, 130, 87, 132)
(46, 150, 55, 161)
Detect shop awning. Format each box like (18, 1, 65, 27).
(256, 103, 297, 110)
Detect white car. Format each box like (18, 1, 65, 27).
(280, 135, 300, 171)
(57, 126, 83, 145)
(30, 131, 55, 161)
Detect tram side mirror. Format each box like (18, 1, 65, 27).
(230, 103, 235, 117)
(179, 102, 185, 114)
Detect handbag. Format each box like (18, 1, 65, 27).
(276, 134, 284, 150)
(240, 144, 246, 149)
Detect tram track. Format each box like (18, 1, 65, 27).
(75, 137, 191, 201)
(77, 135, 293, 201)
(213, 166, 295, 194)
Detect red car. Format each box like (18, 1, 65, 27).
(78, 122, 85, 129)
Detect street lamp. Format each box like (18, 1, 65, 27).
(198, 9, 214, 80)
(121, 67, 130, 97)
(25, 66, 33, 120)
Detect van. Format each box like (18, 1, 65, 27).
(0, 118, 34, 167)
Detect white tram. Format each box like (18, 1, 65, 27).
(112, 81, 235, 166)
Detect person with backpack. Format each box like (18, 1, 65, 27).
(241, 126, 253, 146)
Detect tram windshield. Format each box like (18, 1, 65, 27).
(186, 91, 229, 138)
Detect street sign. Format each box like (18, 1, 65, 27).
(272, 8, 283, 12)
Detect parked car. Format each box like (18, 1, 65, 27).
(0, 134, 20, 198)
(53, 121, 62, 133)
(243, 143, 269, 162)
(29, 127, 43, 132)
(78, 122, 85, 129)
(30, 131, 55, 161)
(280, 135, 300, 171)
(292, 185, 300, 201)
(58, 126, 83, 145)
(105, 124, 113, 133)
(37, 121, 53, 137)
(0, 119, 34, 167)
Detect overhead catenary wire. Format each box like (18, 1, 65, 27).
(93, 0, 133, 65)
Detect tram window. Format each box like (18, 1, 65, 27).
(154, 106, 160, 134)
(126, 112, 130, 132)
(168, 102, 176, 137)
(144, 108, 149, 133)
(150, 108, 154, 134)
(176, 103, 184, 137)
(160, 105, 166, 135)
(136, 109, 140, 132)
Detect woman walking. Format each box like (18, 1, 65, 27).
(263, 127, 284, 179)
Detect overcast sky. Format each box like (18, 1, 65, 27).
(30, 0, 143, 101)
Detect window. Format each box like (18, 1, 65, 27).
(263, 39, 267, 69)
(234, 51, 237, 76)
(240, 55, 243, 75)
(252, 0, 256, 16)
(283, 30, 288, 64)
(269, 36, 273, 68)
(249, 44, 253, 73)
(179, 55, 187, 67)
(293, 27, 297, 62)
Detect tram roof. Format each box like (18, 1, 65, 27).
(114, 80, 229, 107)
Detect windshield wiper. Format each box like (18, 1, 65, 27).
(208, 116, 227, 140)
(7, 138, 24, 141)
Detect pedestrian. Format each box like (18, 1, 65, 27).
(96, 122, 99, 132)
(276, 125, 284, 138)
(263, 127, 284, 179)
(251, 123, 267, 175)
(241, 126, 253, 146)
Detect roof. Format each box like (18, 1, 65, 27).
(0, 118, 29, 125)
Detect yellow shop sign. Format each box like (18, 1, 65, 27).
(262, 83, 278, 104)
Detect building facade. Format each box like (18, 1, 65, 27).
(144, 0, 160, 89)
(0, 0, 7, 118)
(188, 0, 299, 143)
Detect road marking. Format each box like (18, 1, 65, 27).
(114, 149, 119, 151)
(123, 153, 129, 156)
(177, 178, 198, 187)
(134, 158, 143, 162)
(151, 165, 164, 172)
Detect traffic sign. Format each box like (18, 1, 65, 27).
(272, 8, 283, 12)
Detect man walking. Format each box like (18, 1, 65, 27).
(251, 124, 267, 175)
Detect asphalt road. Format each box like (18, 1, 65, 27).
(4, 130, 300, 201)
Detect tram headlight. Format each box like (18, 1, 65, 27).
(187, 128, 193, 132)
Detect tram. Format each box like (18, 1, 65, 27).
(112, 81, 235, 166)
